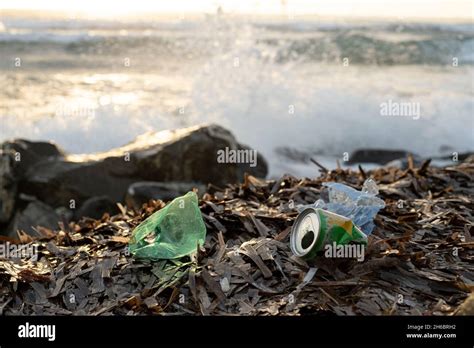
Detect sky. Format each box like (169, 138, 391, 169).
(0, 0, 473, 19)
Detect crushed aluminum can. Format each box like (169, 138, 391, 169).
(290, 207, 367, 260)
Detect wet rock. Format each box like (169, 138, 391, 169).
(75, 196, 119, 220)
(21, 124, 268, 208)
(1, 139, 64, 179)
(55, 206, 74, 222)
(348, 149, 415, 165)
(22, 159, 137, 208)
(0, 149, 16, 223)
(0, 143, 117, 215)
(0, 140, 64, 224)
(125, 181, 207, 208)
(7, 201, 60, 238)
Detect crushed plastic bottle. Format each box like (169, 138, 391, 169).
(129, 191, 206, 260)
(297, 178, 385, 235)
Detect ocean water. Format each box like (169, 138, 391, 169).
(0, 12, 473, 177)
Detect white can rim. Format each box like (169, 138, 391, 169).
(290, 208, 320, 257)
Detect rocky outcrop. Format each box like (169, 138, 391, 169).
(0, 140, 64, 223)
(20, 124, 267, 208)
(0, 150, 16, 223)
(347, 149, 415, 165)
(3, 139, 65, 177)
(0, 124, 268, 237)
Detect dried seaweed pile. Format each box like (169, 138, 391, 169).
(0, 157, 473, 316)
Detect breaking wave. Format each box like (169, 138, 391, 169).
(1, 14, 473, 177)
(1, 17, 473, 65)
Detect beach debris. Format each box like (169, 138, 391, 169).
(290, 208, 367, 260)
(0, 158, 472, 315)
(129, 192, 206, 260)
(298, 178, 385, 235)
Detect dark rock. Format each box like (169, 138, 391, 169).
(125, 181, 207, 208)
(384, 153, 474, 169)
(348, 149, 415, 165)
(22, 159, 137, 208)
(1, 139, 64, 179)
(75, 196, 119, 220)
(0, 140, 64, 224)
(0, 150, 16, 223)
(20, 124, 268, 208)
(7, 201, 60, 238)
(55, 206, 74, 222)
(130, 125, 267, 183)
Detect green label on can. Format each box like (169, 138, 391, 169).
(317, 209, 367, 247)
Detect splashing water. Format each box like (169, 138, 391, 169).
(187, 18, 473, 176)
(1, 13, 473, 177)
